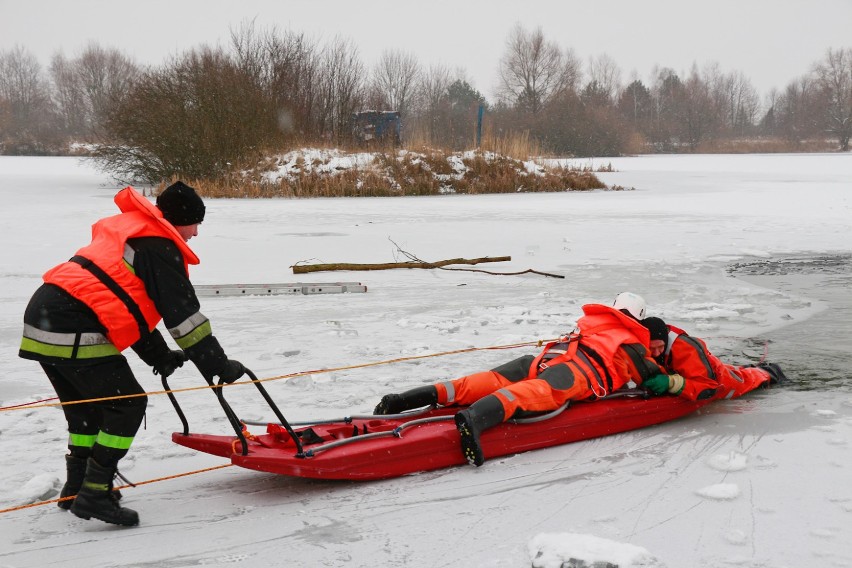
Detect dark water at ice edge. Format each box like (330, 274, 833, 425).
(728, 253, 852, 391)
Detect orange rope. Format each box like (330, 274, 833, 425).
(0, 463, 233, 515)
(0, 339, 559, 517)
(1, 338, 554, 412)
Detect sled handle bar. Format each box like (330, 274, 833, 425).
(162, 367, 304, 457)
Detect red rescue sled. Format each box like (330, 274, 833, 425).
(171, 390, 713, 480)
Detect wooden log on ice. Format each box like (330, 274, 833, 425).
(292, 256, 511, 274)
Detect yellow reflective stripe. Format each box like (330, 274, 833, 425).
(69, 433, 97, 448)
(20, 337, 120, 359)
(82, 480, 110, 492)
(173, 320, 212, 349)
(168, 312, 209, 340)
(23, 324, 110, 346)
(96, 431, 134, 450)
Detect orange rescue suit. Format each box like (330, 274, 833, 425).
(662, 325, 771, 401)
(436, 304, 666, 420)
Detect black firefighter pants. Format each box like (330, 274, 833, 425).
(41, 357, 147, 468)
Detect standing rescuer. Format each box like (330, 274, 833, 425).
(19, 181, 246, 527)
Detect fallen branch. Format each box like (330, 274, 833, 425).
(292, 256, 511, 274)
(441, 267, 565, 279)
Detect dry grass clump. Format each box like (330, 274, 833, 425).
(159, 147, 610, 199)
(454, 154, 606, 194)
(479, 130, 542, 161)
(695, 137, 839, 153)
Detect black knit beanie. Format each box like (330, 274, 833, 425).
(642, 317, 669, 346)
(156, 181, 206, 226)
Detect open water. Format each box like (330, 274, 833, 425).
(729, 252, 852, 391)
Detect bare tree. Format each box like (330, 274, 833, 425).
(586, 54, 622, 103)
(772, 76, 822, 143)
(230, 21, 320, 140)
(49, 53, 88, 137)
(370, 49, 421, 118)
(680, 65, 715, 149)
(813, 47, 852, 150)
(497, 24, 576, 114)
(648, 67, 685, 150)
(315, 36, 365, 144)
(0, 45, 58, 152)
(49, 43, 138, 140)
(412, 63, 451, 143)
(704, 64, 759, 137)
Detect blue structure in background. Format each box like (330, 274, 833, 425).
(352, 111, 401, 146)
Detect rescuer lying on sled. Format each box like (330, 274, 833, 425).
(374, 293, 671, 467)
(374, 293, 788, 468)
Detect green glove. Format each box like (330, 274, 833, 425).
(643, 374, 671, 395)
(644, 373, 686, 395)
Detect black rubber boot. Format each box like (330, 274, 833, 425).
(58, 454, 123, 510)
(758, 362, 788, 385)
(373, 386, 438, 415)
(57, 455, 86, 510)
(70, 459, 139, 527)
(454, 395, 506, 467)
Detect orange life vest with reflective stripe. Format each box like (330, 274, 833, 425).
(43, 187, 199, 351)
(531, 304, 651, 394)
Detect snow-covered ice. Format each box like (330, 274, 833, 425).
(1, 152, 851, 567)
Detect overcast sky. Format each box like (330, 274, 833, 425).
(2, 0, 850, 100)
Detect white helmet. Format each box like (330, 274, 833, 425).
(613, 292, 646, 320)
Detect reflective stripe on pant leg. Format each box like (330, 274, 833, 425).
(69, 433, 97, 450)
(62, 358, 147, 467)
(436, 381, 456, 405)
(440, 370, 514, 406)
(96, 431, 135, 450)
(493, 378, 572, 417)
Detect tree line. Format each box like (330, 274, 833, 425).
(0, 22, 849, 183)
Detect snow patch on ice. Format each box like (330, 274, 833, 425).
(707, 451, 748, 472)
(529, 533, 664, 568)
(13, 473, 60, 504)
(723, 529, 749, 545)
(695, 483, 741, 500)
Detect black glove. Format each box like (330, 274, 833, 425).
(216, 360, 246, 384)
(153, 349, 187, 379)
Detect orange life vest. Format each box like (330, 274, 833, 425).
(43, 187, 200, 351)
(531, 304, 651, 395)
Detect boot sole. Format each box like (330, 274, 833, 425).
(455, 413, 485, 467)
(70, 506, 139, 527)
